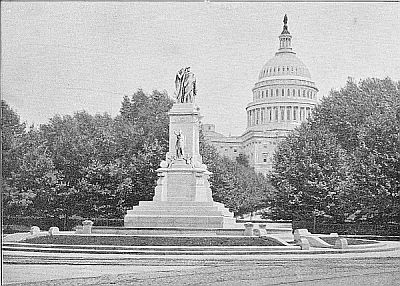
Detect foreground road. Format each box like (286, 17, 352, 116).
(4, 250, 400, 286)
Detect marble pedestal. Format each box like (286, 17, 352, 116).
(124, 103, 240, 230)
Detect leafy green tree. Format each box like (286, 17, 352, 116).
(2, 90, 174, 220)
(3, 89, 274, 222)
(199, 131, 272, 216)
(351, 111, 400, 222)
(114, 89, 174, 208)
(236, 153, 250, 167)
(271, 78, 400, 223)
(118, 89, 172, 152)
(35, 111, 115, 221)
(270, 125, 353, 221)
(313, 78, 400, 152)
(1, 100, 37, 217)
(1, 100, 26, 183)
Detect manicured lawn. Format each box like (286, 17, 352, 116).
(25, 235, 286, 246)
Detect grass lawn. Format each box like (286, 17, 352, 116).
(25, 235, 286, 246)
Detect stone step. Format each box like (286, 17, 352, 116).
(127, 205, 234, 216)
(138, 201, 217, 207)
(2, 243, 293, 252)
(131, 204, 224, 210)
(124, 215, 237, 228)
(126, 209, 227, 216)
(129, 201, 234, 219)
(2, 245, 301, 255)
(92, 226, 245, 235)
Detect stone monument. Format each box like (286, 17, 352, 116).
(124, 67, 239, 230)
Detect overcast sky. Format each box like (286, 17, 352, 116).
(2, 2, 399, 136)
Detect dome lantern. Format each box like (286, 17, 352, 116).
(277, 14, 293, 54)
(257, 14, 313, 80)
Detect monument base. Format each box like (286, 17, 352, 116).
(122, 156, 243, 232)
(91, 226, 245, 236)
(124, 201, 240, 229)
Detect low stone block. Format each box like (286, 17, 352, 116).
(3, 232, 31, 242)
(293, 228, 310, 242)
(75, 225, 84, 234)
(253, 224, 268, 237)
(48, 227, 60, 235)
(82, 220, 94, 226)
(160, 160, 168, 168)
(30, 226, 40, 235)
(244, 223, 254, 236)
(299, 238, 310, 250)
(82, 220, 94, 234)
(334, 238, 348, 249)
(305, 236, 332, 248)
(330, 233, 339, 237)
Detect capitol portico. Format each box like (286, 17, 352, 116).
(203, 15, 318, 175)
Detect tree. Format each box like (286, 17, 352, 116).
(3, 89, 274, 221)
(2, 90, 175, 220)
(35, 111, 114, 221)
(1, 100, 36, 217)
(270, 78, 400, 223)
(351, 111, 400, 222)
(114, 89, 174, 208)
(199, 130, 272, 216)
(270, 125, 353, 221)
(236, 153, 250, 167)
(1, 100, 26, 182)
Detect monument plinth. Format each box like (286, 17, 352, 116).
(124, 68, 239, 230)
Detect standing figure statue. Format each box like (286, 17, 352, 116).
(174, 130, 184, 158)
(175, 67, 197, 103)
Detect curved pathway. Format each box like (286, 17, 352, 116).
(3, 242, 400, 285)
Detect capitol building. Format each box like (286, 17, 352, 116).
(203, 15, 318, 175)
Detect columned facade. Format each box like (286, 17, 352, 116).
(203, 15, 318, 175)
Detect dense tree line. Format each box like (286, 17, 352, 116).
(200, 133, 272, 216)
(2, 90, 272, 222)
(270, 78, 400, 223)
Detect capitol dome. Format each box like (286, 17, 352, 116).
(203, 15, 319, 175)
(241, 15, 319, 174)
(258, 53, 311, 80)
(246, 14, 318, 134)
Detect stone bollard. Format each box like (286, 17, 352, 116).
(75, 225, 84, 234)
(48, 227, 60, 236)
(244, 223, 254, 236)
(257, 223, 268, 236)
(334, 238, 349, 249)
(30, 226, 41, 235)
(293, 229, 310, 243)
(82, 220, 94, 234)
(298, 238, 310, 250)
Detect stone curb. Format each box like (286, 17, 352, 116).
(3, 241, 399, 256)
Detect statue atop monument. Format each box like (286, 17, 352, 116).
(175, 67, 197, 103)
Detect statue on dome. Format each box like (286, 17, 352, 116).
(281, 14, 290, 34)
(175, 67, 197, 103)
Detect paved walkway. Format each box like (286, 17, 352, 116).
(3, 247, 400, 285)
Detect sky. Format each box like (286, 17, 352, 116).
(2, 2, 400, 136)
